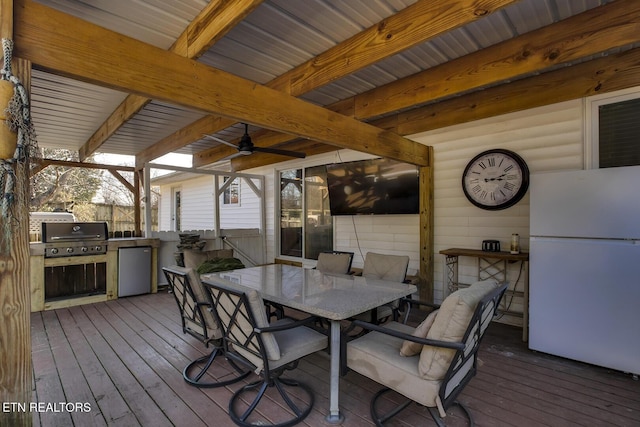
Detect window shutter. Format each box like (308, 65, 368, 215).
(599, 97, 640, 168)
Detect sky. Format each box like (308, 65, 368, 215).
(92, 152, 193, 204)
(95, 152, 193, 172)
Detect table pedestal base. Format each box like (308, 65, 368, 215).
(325, 413, 345, 424)
(327, 320, 344, 424)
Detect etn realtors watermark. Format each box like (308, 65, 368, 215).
(2, 402, 92, 413)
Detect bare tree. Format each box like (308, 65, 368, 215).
(30, 148, 102, 211)
(98, 167, 160, 208)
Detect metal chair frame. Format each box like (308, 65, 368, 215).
(349, 283, 508, 426)
(204, 280, 325, 427)
(162, 266, 250, 388)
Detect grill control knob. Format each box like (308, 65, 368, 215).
(81, 246, 89, 253)
(95, 245, 102, 252)
(66, 247, 74, 254)
(50, 248, 59, 255)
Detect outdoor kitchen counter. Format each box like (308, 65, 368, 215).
(107, 237, 160, 248)
(30, 238, 160, 312)
(29, 237, 160, 255)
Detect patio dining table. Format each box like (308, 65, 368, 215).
(201, 263, 417, 424)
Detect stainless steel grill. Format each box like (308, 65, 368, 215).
(42, 222, 108, 258)
(42, 222, 109, 301)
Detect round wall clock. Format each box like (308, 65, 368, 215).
(462, 148, 529, 210)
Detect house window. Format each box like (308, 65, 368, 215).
(222, 176, 239, 205)
(279, 166, 333, 260)
(589, 88, 640, 168)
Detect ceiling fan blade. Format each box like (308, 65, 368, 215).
(218, 152, 245, 162)
(254, 146, 306, 158)
(202, 134, 238, 149)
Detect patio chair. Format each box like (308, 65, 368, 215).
(356, 252, 410, 323)
(204, 279, 328, 427)
(315, 251, 354, 275)
(346, 279, 508, 426)
(162, 266, 250, 388)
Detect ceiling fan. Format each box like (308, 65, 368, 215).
(203, 123, 306, 161)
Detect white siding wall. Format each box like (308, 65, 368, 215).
(334, 214, 420, 274)
(410, 99, 585, 311)
(157, 175, 262, 231)
(157, 185, 172, 231)
(177, 175, 215, 231)
(218, 176, 262, 229)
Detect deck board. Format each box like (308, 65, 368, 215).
(29, 290, 640, 427)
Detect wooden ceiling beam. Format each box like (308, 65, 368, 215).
(169, 0, 519, 167)
(393, 47, 640, 136)
(353, 0, 640, 119)
(266, 0, 518, 95)
(108, 169, 135, 194)
(14, 0, 430, 166)
(226, 0, 640, 169)
(30, 158, 136, 177)
(230, 46, 640, 170)
(78, 0, 264, 161)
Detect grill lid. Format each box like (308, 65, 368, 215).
(42, 222, 109, 243)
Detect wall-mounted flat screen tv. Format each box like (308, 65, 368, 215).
(326, 158, 419, 215)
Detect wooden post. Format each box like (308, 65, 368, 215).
(0, 1, 33, 418)
(1, 1, 33, 425)
(418, 147, 435, 303)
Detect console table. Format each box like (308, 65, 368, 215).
(439, 248, 529, 341)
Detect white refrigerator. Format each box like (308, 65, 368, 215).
(529, 166, 640, 376)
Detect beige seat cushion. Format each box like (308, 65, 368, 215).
(316, 252, 352, 274)
(183, 249, 234, 270)
(167, 265, 222, 341)
(418, 279, 498, 380)
(359, 252, 410, 321)
(347, 321, 441, 408)
(185, 267, 223, 340)
(362, 252, 409, 282)
(399, 309, 438, 357)
(268, 321, 327, 371)
(237, 291, 327, 373)
(246, 289, 281, 361)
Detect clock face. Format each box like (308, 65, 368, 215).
(462, 149, 529, 210)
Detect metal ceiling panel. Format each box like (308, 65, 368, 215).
(98, 101, 206, 156)
(242, 2, 336, 57)
(35, 0, 207, 49)
(223, 24, 311, 70)
(197, 53, 277, 85)
(269, 0, 368, 43)
(30, 70, 128, 152)
(26, 0, 616, 163)
(302, 0, 609, 115)
(503, 1, 558, 33)
(463, 10, 517, 46)
(200, 36, 290, 83)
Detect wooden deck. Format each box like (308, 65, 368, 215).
(30, 290, 640, 427)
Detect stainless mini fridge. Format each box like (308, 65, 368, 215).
(118, 246, 151, 297)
